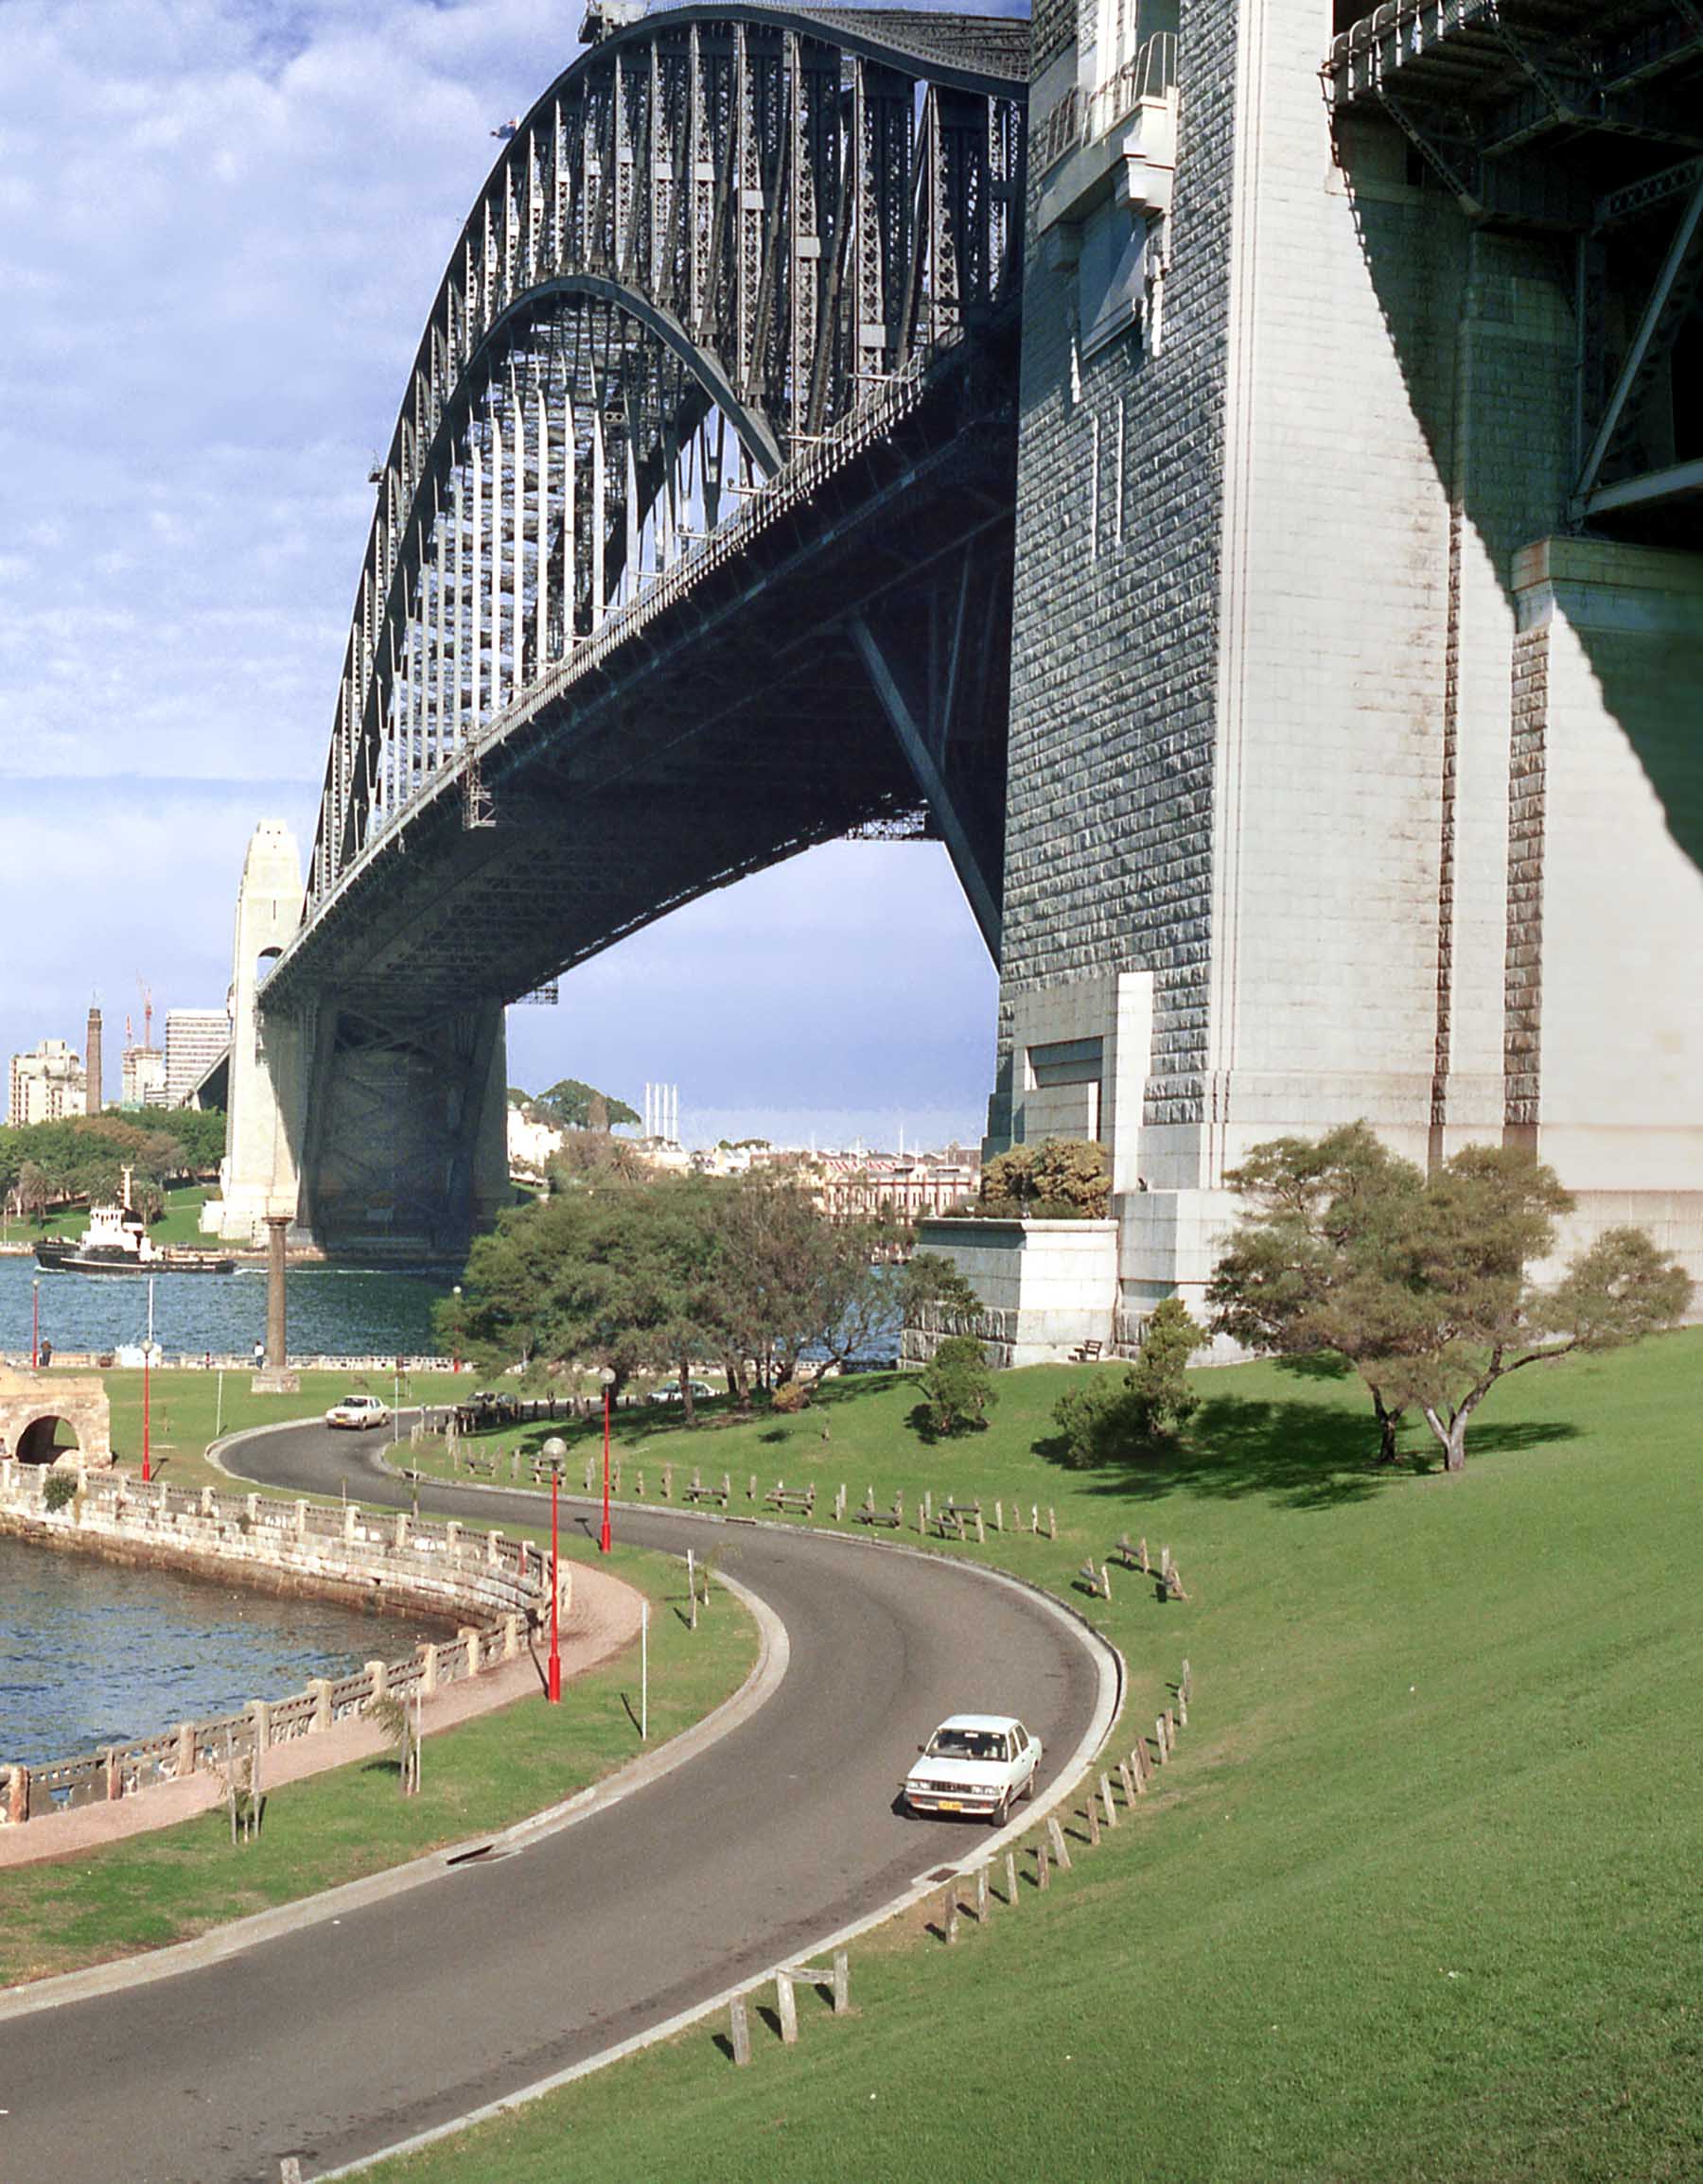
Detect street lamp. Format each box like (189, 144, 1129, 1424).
(599, 1367, 616, 1554)
(541, 1435, 567, 1704)
(451, 1286, 462, 1375)
(31, 1278, 40, 1370)
(141, 1275, 154, 1483)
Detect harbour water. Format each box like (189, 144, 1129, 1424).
(0, 1532, 446, 1767)
(0, 1255, 449, 1362)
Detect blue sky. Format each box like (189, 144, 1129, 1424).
(0, 0, 1000, 1149)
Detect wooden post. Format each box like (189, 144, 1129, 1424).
(747, 1473, 757, 1503)
(1132, 1743, 1149, 1791)
(663, 1463, 673, 1500)
(1036, 1840, 1049, 1891)
(1181, 1657, 1193, 1704)
(943, 1882, 959, 1943)
(1118, 1757, 1135, 1808)
(974, 1508, 986, 1545)
(1085, 1790, 1100, 1846)
(636, 1469, 644, 1500)
(729, 1994, 751, 2067)
(1167, 1562, 1189, 1600)
(923, 1490, 933, 1532)
(1154, 1716, 1168, 1764)
(1030, 1504, 1039, 1533)
(834, 1483, 846, 1523)
(1047, 1507, 1057, 1540)
(975, 1864, 990, 1923)
(1004, 1846, 1019, 1907)
(176, 1721, 196, 1780)
(1047, 1814, 1072, 1871)
(1177, 1687, 1188, 1727)
(1138, 1535, 1150, 1574)
(1100, 1771, 1118, 1828)
(993, 1499, 1003, 1532)
(776, 1971, 799, 2045)
(833, 1948, 850, 2014)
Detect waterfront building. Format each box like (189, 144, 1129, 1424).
(121, 1044, 168, 1109)
(8, 1040, 86, 1127)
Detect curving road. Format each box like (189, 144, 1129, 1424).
(0, 1421, 1111, 2183)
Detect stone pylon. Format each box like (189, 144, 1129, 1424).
(202, 821, 309, 1246)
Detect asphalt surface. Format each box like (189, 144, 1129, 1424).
(0, 1420, 1108, 2183)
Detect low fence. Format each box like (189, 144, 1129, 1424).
(0, 1461, 557, 1826)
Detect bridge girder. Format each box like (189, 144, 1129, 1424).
(306, 5, 1027, 905)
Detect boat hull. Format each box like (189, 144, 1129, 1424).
(33, 1244, 236, 1276)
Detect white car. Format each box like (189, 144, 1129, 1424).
(902, 1713, 1042, 1825)
(325, 1394, 390, 1431)
(647, 1379, 715, 1405)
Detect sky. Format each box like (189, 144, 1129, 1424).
(0, 0, 1000, 1151)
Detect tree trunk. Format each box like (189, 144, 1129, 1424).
(678, 1349, 695, 1426)
(1371, 1388, 1403, 1465)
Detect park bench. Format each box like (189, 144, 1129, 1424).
(855, 1487, 904, 1529)
(939, 1497, 984, 1543)
(764, 1481, 816, 1517)
(684, 1471, 731, 1508)
(1067, 1338, 1104, 1363)
(461, 1451, 495, 1477)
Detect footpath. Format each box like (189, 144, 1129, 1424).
(0, 1558, 643, 1867)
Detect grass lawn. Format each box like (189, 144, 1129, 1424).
(24, 1182, 219, 1249)
(368, 1329, 1703, 2183)
(0, 1535, 758, 1987)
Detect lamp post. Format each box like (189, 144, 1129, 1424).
(599, 1367, 616, 1554)
(548, 1467, 562, 1704)
(31, 1278, 40, 1370)
(451, 1286, 462, 1375)
(142, 1274, 154, 1483)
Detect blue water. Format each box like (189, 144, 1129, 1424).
(0, 1534, 445, 1766)
(0, 1255, 448, 1361)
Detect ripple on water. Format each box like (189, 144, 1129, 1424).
(0, 1534, 447, 1765)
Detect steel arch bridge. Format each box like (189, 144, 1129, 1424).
(239, 6, 1028, 1253)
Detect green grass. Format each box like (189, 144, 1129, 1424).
(366, 1330, 1703, 2183)
(23, 1182, 219, 1249)
(0, 1536, 758, 1987)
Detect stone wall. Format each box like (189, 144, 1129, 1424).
(0, 1366, 112, 1468)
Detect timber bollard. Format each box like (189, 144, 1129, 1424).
(1036, 1840, 1050, 1891)
(1005, 1846, 1019, 1908)
(1047, 1814, 1072, 1872)
(976, 1864, 990, 1923)
(729, 1994, 752, 2067)
(943, 1882, 959, 1943)
(1154, 1715, 1168, 1764)
(1100, 1771, 1118, 1828)
(833, 1948, 850, 2014)
(777, 1971, 799, 2045)
(1085, 1790, 1100, 1846)
(1118, 1757, 1136, 1808)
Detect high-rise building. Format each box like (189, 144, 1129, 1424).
(121, 1044, 168, 1109)
(165, 1009, 230, 1107)
(84, 1005, 103, 1116)
(9, 1040, 86, 1127)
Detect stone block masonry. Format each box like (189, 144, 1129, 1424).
(972, 0, 1703, 1356)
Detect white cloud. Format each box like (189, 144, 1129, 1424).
(0, 0, 1007, 1142)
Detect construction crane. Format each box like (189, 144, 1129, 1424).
(135, 977, 153, 1051)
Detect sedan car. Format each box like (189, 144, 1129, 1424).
(647, 1379, 715, 1405)
(901, 1713, 1042, 1825)
(325, 1394, 391, 1431)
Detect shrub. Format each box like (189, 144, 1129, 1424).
(917, 1335, 997, 1436)
(1049, 1301, 1208, 1463)
(769, 1378, 810, 1415)
(42, 1469, 78, 1512)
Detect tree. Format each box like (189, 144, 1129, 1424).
(1050, 1300, 1207, 1464)
(1206, 1124, 1423, 1462)
(917, 1335, 997, 1436)
(1210, 1127, 1694, 1472)
(533, 1077, 641, 1132)
(980, 1138, 1109, 1218)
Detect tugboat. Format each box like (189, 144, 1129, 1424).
(33, 1169, 236, 1276)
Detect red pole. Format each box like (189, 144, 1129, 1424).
(142, 1346, 151, 1484)
(600, 1382, 613, 1554)
(31, 1281, 39, 1371)
(548, 1471, 561, 1704)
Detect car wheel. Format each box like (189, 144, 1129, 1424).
(1022, 1769, 1037, 1801)
(992, 1792, 1010, 1828)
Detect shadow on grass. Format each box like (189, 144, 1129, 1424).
(455, 1372, 914, 1464)
(1049, 1393, 1582, 1512)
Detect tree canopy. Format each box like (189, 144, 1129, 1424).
(0, 1108, 223, 1223)
(1208, 1124, 1693, 1470)
(527, 1078, 641, 1132)
(980, 1138, 1110, 1219)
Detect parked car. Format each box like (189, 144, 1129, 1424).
(901, 1713, 1042, 1824)
(325, 1394, 390, 1431)
(647, 1379, 715, 1405)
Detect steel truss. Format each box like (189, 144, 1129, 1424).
(307, 6, 1027, 905)
(1327, 2, 1703, 534)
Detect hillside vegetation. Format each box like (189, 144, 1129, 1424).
(379, 1331, 1703, 2183)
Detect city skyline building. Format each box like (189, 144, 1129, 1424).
(8, 1039, 87, 1127)
(165, 1008, 230, 1107)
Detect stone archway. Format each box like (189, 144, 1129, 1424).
(0, 1369, 113, 1469)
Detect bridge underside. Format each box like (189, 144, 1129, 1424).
(265, 339, 1015, 1252)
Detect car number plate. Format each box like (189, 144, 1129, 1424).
(938, 1799, 962, 1811)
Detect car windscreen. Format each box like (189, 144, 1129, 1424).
(927, 1730, 1008, 1762)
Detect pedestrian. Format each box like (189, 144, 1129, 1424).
(253, 1337, 265, 1369)
(38, 1338, 53, 1369)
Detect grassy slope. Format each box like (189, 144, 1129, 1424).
(25, 1182, 217, 1249)
(374, 1332, 1703, 2184)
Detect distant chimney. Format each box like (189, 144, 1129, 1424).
(85, 1005, 102, 1116)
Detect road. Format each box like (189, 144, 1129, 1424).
(0, 1420, 1111, 2183)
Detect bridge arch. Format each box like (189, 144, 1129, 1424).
(307, 3, 1027, 897)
